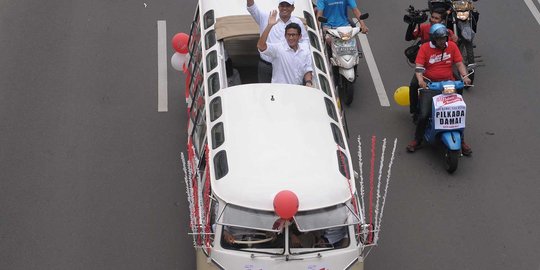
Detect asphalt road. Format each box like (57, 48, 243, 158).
(1, 0, 539, 270)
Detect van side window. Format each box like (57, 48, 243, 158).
(203, 10, 215, 29)
(303, 11, 316, 30)
(324, 98, 338, 122)
(313, 52, 326, 73)
(331, 123, 345, 149)
(336, 150, 350, 179)
(206, 50, 218, 71)
(208, 72, 220, 96)
(190, 83, 205, 123)
(210, 97, 222, 122)
(205, 30, 216, 50)
(308, 31, 320, 51)
(318, 75, 332, 97)
(193, 116, 207, 157)
(214, 150, 229, 180)
(211, 122, 225, 149)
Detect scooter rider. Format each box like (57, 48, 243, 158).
(406, 8, 457, 121)
(316, 0, 369, 45)
(406, 23, 472, 155)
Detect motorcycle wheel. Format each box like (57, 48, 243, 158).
(338, 75, 354, 106)
(458, 40, 475, 84)
(444, 148, 460, 174)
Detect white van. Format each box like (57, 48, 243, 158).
(182, 1, 375, 269)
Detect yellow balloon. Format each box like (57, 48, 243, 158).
(394, 86, 410, 106)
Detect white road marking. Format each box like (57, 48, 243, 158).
(524, 0, 540, 25)
(157, 20, 168, 112)
(358, 34, 390, 107)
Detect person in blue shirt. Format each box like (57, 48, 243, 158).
(316, 0, 369, 37)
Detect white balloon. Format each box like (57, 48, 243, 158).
(171, 52, 187, 71)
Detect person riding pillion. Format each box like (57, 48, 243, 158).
(406, 23, 472, 155)
(406, 8, 458, 120)
(257, 10, 314, 87)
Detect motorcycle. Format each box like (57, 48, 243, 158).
(318, 13, 369, 106)
(415, 65, 475, 173)
(429, 0, 479, 83)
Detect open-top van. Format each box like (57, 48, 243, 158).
(182, 1, 378, 269)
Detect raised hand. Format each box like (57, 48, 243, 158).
(268, 10, 278, 26)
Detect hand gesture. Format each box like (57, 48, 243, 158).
(268, 10, 278, 26)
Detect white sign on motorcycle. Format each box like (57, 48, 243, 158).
(433, 93, 466, 130)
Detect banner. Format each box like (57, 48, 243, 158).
(433, 94, 466, 130)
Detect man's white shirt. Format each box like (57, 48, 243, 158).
(247, 3, 310, 62)
(260, 42, 313, 85)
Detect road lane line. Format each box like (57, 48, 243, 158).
(157, 20, 168, 112)
(524, 0, 540, 25)
(358, 34, 390, 107)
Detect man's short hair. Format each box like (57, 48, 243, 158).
(285, 23, 301, 35)
(431, 8, 447, 20)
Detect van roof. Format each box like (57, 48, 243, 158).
(199, 0, 314, 19)
(209, 84, 354, 211)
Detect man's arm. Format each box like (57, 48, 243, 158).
(415, 64, 427, 89)
(405, 23, 419, 41)
(257, 10, 278, 52)
(455, 62, 471, 85)
(352, 8, 369, 33)
(303, 72, 313, 87)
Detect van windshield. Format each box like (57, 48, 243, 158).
(219, 204, 281, 231)
(294, 202, 361, 231)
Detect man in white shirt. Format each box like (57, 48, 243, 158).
(247, 0, 309, 83)
(257, 11, 313, 86)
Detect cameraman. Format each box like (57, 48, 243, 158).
(406, 8, 457, 121)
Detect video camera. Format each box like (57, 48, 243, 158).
(403, 5, 429, 25)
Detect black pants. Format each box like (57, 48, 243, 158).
(409, 75, 419, 114)
(258, 59, 272, 83)
(414, 89, 439, 141)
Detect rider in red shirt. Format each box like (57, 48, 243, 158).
(406, 8, 458, 121)
(406, 23, 472, 155)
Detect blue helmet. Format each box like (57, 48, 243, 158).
(429, 23, 448, 43)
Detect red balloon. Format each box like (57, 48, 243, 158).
(273, 190, 299, 220)
(172, 33, 190, 54)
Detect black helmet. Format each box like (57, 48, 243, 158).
(428, 0, 452, 11)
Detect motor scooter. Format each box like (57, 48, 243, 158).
(318, 13, 369, 106)
(415, 65, 474, 173)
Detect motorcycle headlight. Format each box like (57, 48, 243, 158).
(339, 30, 352, 41)
(457, 11, 470, 20)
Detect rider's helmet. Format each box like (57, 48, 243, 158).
(428, 0, 452, 12)
(429, 23, 448, 43)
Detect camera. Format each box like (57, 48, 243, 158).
(404, 5, 429, 24)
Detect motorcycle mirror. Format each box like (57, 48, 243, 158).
(318, 16, 328, 23)
(415, 67, 426, 74)
(359, 13, 369, 20)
